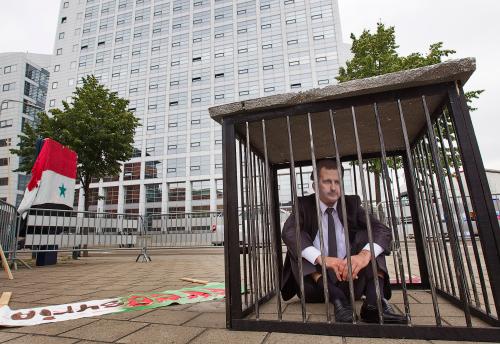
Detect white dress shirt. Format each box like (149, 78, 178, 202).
(302, 199, 384, 265)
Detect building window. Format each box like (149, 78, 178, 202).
(63, 1, 69, 8)
(0, 178, 8, 186)
(61, 17, 67, 23)
(313, 34, 325, 40)
(289, 60, 300, 66)
(262, 44, 272, 49)
(261, 24, 271, 29)
(49, 99, 56, 107)
(239, 90, 249, 96)
(237, 28, 247, 34)
(291, 83, 301, 89)
(287, 39, 298, 45)
(0, 120, 13, 128)
(3, 65, 15, 73)
(123, 162, 141, 180)
(286, 18, 296, 24)
(318, 79, 330, 85)
(264, 87, 275, 92)
(59, 32, 65, 39)
(54, 64, 60, 72)
(57, 48, 63, 55)
(124, 185, 140, 204)
(214, 73, 224, 78)
(52, 82, 58, 89)
(2, 83, 13, 92)
(0, 158, 8, 167)
(0, 138, 11, 147)
(263, 65, 273, 70)
(237, 9, 246, 15)
(238, 69, 248, 74)
(68, 78, 75, 86)
(260, 4, 270, 9)
(316, 56, 327, 62)
(214, 52, 224, 58)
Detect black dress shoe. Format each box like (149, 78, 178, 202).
(333, 299, 355, 323)
(360, 299, 408, 324)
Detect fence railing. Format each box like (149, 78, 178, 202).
(4, 206, 227, 267)
(0, 199, 18, 256)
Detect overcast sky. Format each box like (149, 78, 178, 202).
(1, 0, 499, 168)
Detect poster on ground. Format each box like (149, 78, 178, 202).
(0, 282, 225, 327)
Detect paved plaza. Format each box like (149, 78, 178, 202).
(0, 248, 494, 343)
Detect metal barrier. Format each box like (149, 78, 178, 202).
(0, 199, 18, 257)
(7, 208, 229, 267)
(11, 208, 147, 266)
(144, 211, 225, 248)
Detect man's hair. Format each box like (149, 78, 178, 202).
(310, 159, 344, 181)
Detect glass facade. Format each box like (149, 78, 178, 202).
(47, 0, 347, 215)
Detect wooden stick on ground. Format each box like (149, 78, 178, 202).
(0, 244, 13, 280)
(0, 292, 12, 307)
(180, 277, 209, 285)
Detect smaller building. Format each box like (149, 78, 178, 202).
(0, 52, 51, 206)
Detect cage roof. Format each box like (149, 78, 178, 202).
(209, 58, 476, 164)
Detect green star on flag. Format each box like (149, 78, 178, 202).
(59, 184, 67, 198)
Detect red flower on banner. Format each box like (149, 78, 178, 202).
(127, 296, 154, 307)
(182, 291, 211, 299)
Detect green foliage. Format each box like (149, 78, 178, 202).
(10, 75, 140, 209)
(337, 22, 482, 209)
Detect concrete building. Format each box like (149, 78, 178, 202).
(0, 52, 51, 206)
(46, 0, 349, 216)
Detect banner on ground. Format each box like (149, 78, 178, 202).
(0, 282, 225, 327)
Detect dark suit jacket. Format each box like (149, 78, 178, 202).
(281, 194, 392, 301)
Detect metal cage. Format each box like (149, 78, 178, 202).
(209, 58, 500, 341)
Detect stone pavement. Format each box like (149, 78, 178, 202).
(0, 249, 493, 343)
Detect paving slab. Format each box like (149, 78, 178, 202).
(189, 328, 267, 344)
(59, 319, 147, 342)
(2, 334, 79, 344)
(7, 318, 98, 336)
(130, 309, 199, 325)
(264, 332, 343, 344)
(182, 312, 226, 329)
(116, 324, 204, 344)
(0, 331, 24, 342)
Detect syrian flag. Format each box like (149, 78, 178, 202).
(18, 138, 78, 216)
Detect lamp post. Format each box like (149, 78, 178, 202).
(0, 99, 45, 118)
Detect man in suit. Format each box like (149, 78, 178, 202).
(281, 159, 406, 323)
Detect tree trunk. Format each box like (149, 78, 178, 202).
(83, 181, 90, 211)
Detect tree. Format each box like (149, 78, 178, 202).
(11, 75, 140, 210)
(336, 23, 482, 218)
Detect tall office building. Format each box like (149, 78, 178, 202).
(47, 0, 349, 216)
(0, 52, 50, 206)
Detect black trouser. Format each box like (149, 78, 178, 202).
(302, 264, 378, 303)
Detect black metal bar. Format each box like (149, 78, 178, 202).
(392, 156, 413, 285)
(223, 120, 242, 325)
(421, 95, 472, 327)
(447, 83, 500, 318)
(220, 83, 451, 125)
(239, 140, 249, 307)
(286, 115, 308, 322)
(262, 119, 283, 320)
(329, 109, 357, 323)
(366, 161, 374, 215)
(307, 112, 332, 323)
(231, 319, 500, 342)
(353, 162, 358, 195)
(245, 122, 260, 319)
(419, 140, 456, 296)
(350, 106, 383, 323)
(413, 144, 442, 291)
(398, 99, 441, 325)
(440, 111, 491, 314)
(252, 153, 264, 299)
(414, 142, 446, 293)
(373, 102, 411, 323)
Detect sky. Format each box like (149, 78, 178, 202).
(1, 0, 499, 168)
